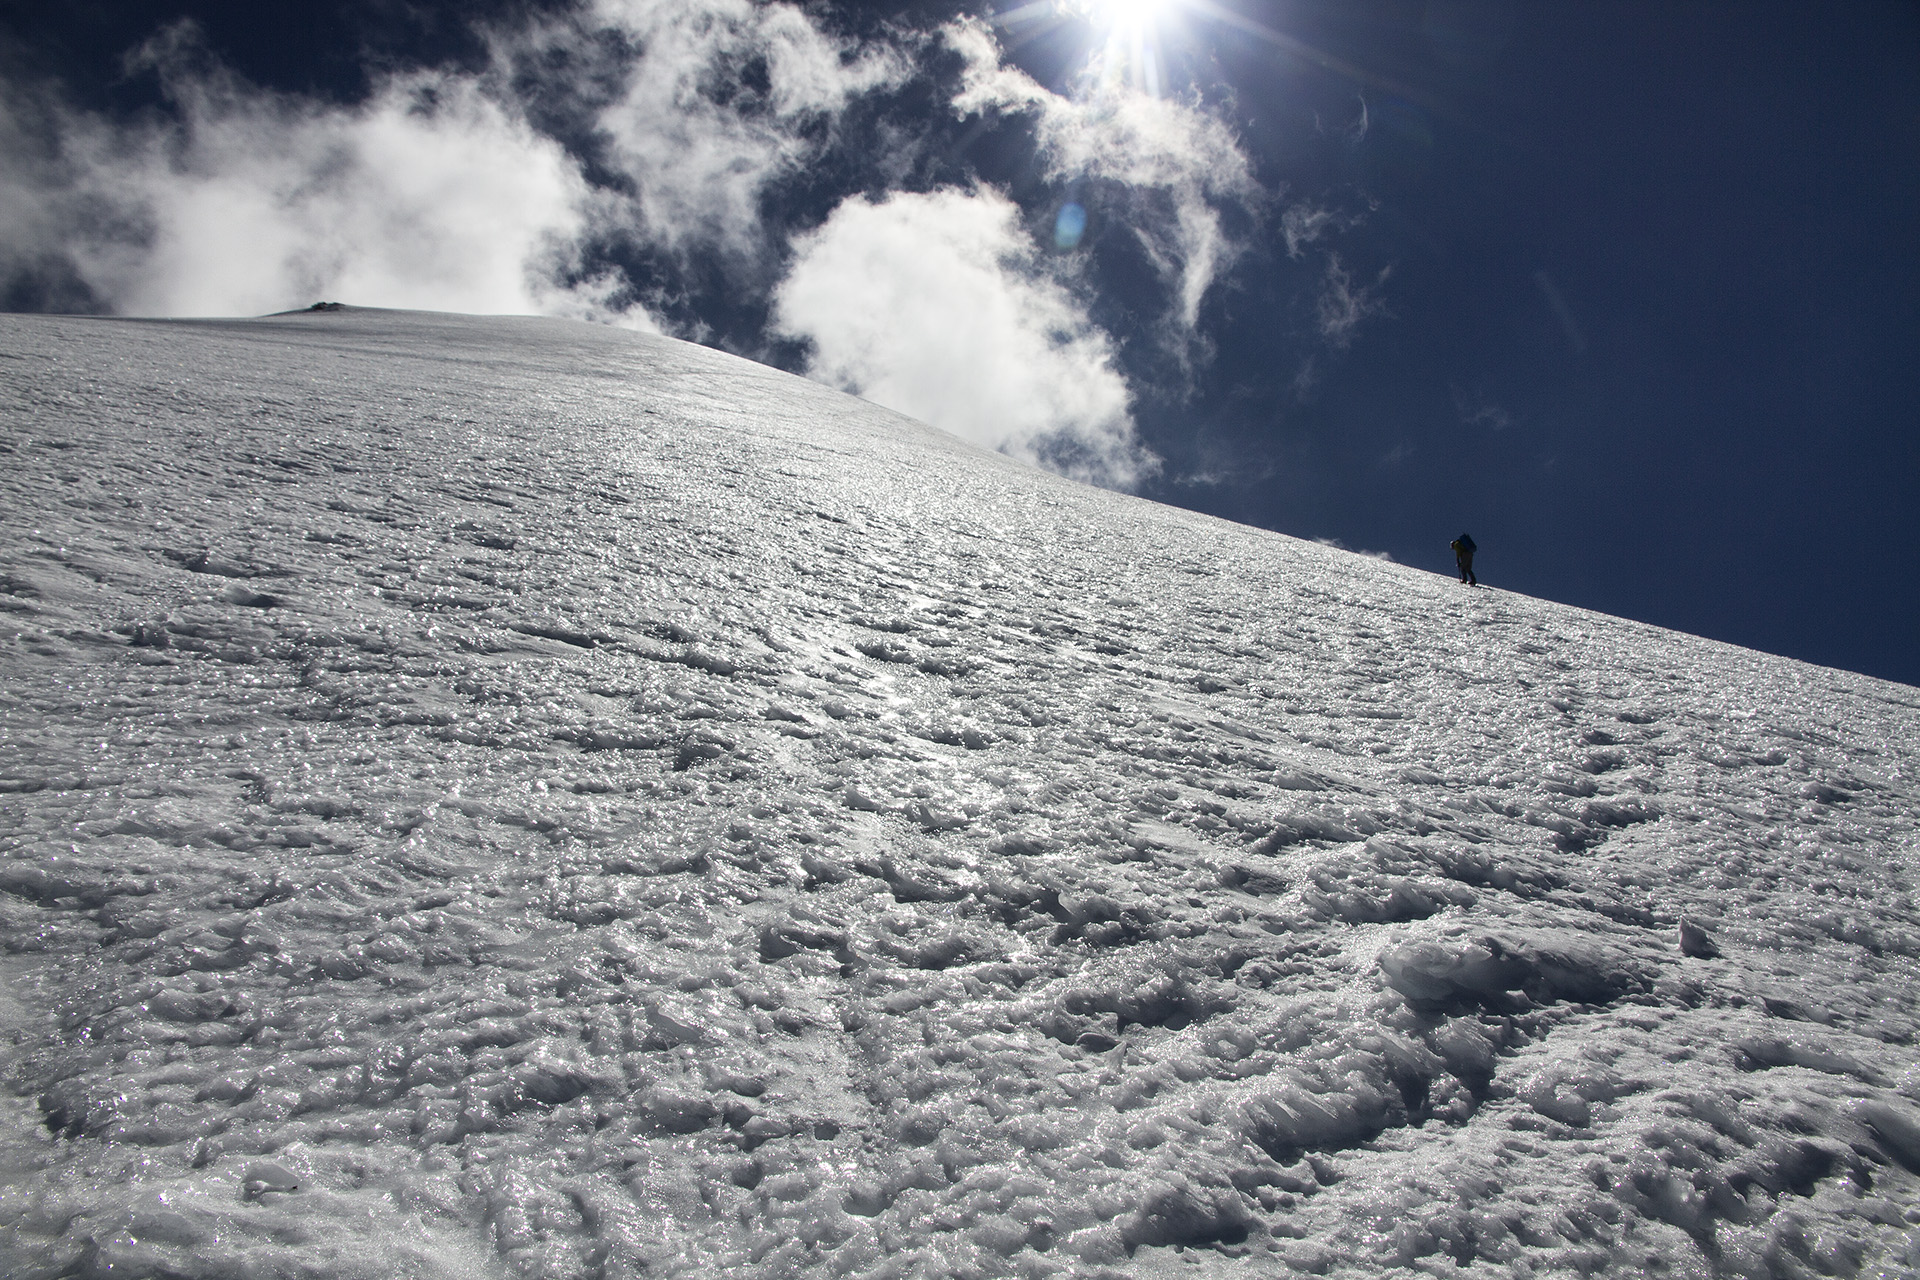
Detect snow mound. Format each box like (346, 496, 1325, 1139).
(2, 308, 1918, 1278)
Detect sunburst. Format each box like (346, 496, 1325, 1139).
(991, 0, 1182, 97)
(1083, 0, 1176, 96)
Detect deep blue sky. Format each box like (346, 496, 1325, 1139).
(4, 0, 1917, 686)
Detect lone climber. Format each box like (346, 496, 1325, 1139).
(1451, 534, 1478, 586)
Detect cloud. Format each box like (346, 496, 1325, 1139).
(0, 81, 87, 310)
(1, 1, 916, 321)
(555, 0, 911, 260)
(772, 187, 1152, 489)
(1532, 268, 1588, 354)
(2, 23, 647, 324)
(1174, 457, 1276, 488)
(1281, 203, 1347, 259)
(945, 19, 1054, 118)
(945, 18, 1258, 337)
(1315, 252, 1389, 349)
(1452, 384, 1514, 430)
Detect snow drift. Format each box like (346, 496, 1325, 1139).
(1, 308, 1917, 1279)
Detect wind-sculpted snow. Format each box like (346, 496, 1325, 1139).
(2, 310, 1919, 1279)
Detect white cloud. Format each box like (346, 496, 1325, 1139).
(772, 187, 1152, 489)
(3, 25, 648, 324)
(1, 1, 917, 321)
(573, 0, 910, 258)
(946, 19, 1055, 118)
(1281, 203, 1342, 259)
(945, 18, 1258, 336)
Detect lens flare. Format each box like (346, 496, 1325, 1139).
(1054, 202, 1088, 249)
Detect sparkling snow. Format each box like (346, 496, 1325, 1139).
(2, 309, 1918, 1279)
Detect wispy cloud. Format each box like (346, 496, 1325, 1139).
(772, 187, 1150, 489)
(1532, 268, 1588, 354)
(1280, 204, 1334, 260)
(1173, 456, 1276, 488)
(946, 18, 1259, 339)
(532, 0, 911, 262)
(1452, 383, 1515, 430)
(1315, 252, 1389, 349)
(0, 80, 84, 311)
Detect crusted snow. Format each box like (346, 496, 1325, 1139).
(1, 308, 1918, 1279)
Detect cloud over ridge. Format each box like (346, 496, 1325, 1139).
(2, 23, 639, 325)
(0, 1, 1365, 490)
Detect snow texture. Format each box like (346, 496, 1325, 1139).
(2, 308, 1919, 1279)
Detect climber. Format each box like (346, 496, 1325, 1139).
(1451, 534, 1477, 586)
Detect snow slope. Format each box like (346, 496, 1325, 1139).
(2, 308, 1918, 1280)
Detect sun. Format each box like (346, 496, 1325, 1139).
(1074, 0, 1179, 95)
(1097, 0, 1164, 27)
(995, 0, 1185, 97)
(1075, 0, 1172, 35)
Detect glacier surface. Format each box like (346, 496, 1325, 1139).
(2, 309, 1918, 1278)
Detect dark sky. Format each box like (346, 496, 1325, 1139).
(4, 0, 1917, 686)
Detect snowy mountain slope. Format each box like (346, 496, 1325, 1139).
(2, 308, 1918, 1280)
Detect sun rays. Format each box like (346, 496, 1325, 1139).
(1090, 0, 1171, 96)
(990, 0, 1183, 97)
